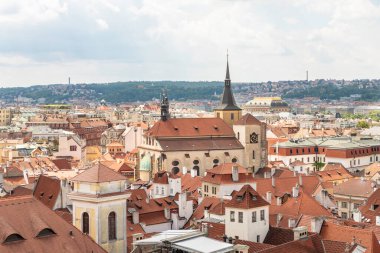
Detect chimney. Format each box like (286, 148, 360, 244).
(276, 213, 283, 226)
(23, 170, 29, 185)
(299, 174, 303, 186)
(276, 197, 282, 206)
(172, 212, 179, 230)
(311, 217, 318, 233)
(145, 197, 150, 204)
(266, 191, 272, 204)
(204, 206, 210, 219)
(272, 176, 276, 188)
(292, 185, 299, 198)
(288, 218, 296, 228)
(182, 166, 187, 175)
(201, 223, 209, 235)
(132, 211, 139, 224)
(223, 235, 228, 242)
(190, 169, 196, 178)
(271, 168, 276, 177)
(293, 226, 308, 240)
(164, 207, 170, 219)
(232, 165, 239, 182)
(252, 182, 257, 191)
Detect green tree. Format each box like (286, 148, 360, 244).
(356, 120, 370, 128)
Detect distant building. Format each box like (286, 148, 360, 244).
(244, 97, 290, 113)
(0, 108, 12, 126)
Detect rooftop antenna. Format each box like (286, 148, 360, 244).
(68, 77, 71, 85)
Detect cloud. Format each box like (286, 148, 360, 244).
(1, 0, 380, 86)
(96, 18, 109, 30)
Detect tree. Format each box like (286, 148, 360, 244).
(356, 120, 370, 129)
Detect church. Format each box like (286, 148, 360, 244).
(138, 57, 267, 180)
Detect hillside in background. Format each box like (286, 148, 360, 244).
(0, 79, 379, 104)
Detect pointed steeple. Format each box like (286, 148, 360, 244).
(215, 53, 240, 111)
(225, 52, 230, 81)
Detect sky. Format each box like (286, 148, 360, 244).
(1, 0, 380, 87)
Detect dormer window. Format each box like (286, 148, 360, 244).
(4, 233, 25, 243)
(193, 126, 199, 131)
(36, 228, 56, 238)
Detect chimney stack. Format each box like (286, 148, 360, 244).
(272, 176, 276, 188)
(132, 211, 139, 224)
(292, 185, 299, 198)
(232, 165, 239, 182)
(266, 191, 272, 204)
(299, 174, 303, 186)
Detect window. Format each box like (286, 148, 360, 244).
(260, 210, 265, 221)
(252, 211, 257, 222)
(204, 185, 208, 192)
(341, 202, 347, 208)
(232, 157, 237, 163)
(341, 212, 348, 219)
(82, 212, 89, 234)
(231, 113, 234, 120)
(161, 187, 164, 195)
(238, 212, 243, 223)
(108, 212, 116, 240)
(354, 203, 360, 210)
(257, 235, 260, 243)
(252, 151, 255, 159)
(70, 145, 77, 151)
(212, 187, 216, 195)
(230, 211, 235, 222)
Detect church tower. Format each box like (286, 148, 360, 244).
(69, 164, 129, 253)
(214, 54, 242, 125)
(160, 89, 170, 121)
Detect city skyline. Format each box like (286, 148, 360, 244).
(1, 0, 380, 86)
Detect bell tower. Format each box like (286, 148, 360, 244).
(160, 89, 170, 121)
(214, 53, 242, 125)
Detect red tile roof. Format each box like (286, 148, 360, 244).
(70, 163, 126, 183)
(225, 185, 269, 209)
(358, 188, 380, 223)
(33, 175, 61, 209)
(234, 114, 262, 125)
(320, 220, 380, 253)
(0, 196, 106, 253)
(146, 118, 235, 138)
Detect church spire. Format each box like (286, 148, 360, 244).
(215, 52, 240, 111)
(225, 51, 230, 81)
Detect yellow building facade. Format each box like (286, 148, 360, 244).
(69, 164, 130, 253)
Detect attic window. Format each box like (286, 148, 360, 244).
(135, 203, 142, 209)
(48, 194, 53, 200)
(185, 154, 190, 158)
(36, 228, 56, 238)
(224, 152, 230, 156)
(213, 125, 219, 130)
(174, 126, 178, 131)
(40, 192, 44, 197)
(4, 233, 25, 243)
(205, 153, 210, 157)
(193, 126, 199, 130)
(237, 196, 243, 202)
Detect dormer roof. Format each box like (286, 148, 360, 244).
(225, 185, 269, 209)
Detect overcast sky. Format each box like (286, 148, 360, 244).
(1, 0, 380, 87)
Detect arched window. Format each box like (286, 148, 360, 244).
(108, 212, 116, 240)
(82, 212, 89, 234)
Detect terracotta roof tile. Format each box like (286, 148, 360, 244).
(70, 163, 126, 183)
(225, 185, 269, 209)
(33, 175, 61, 209)
(146, 118, 235, 138)
(0, 196, 106, 253)
(234, 114, 262, 125)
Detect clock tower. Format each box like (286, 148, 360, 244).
(233, 114, 267, 173)
(214, 53, 242, 125)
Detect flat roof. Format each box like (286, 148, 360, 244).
(173, 236, 233, 253)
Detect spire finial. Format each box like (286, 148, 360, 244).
(225, 50, 230, 81)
